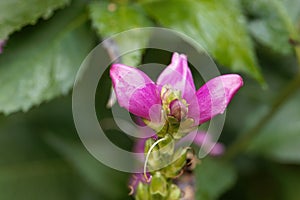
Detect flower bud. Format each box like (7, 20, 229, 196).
(135, 182, 150, 200)
(144, 138, 161, 171)
(158, 134, 175, 158)
(149, 172, 168, 200)
(163, 148, 188, 178)
(169, 99, 188, 121)
(167, 184, 181, 200)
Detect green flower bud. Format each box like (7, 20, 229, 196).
(167, 184, 181, 200)
(150, 172, 168, 200)
(135, 182, 150, 200)
(144, 138, 161, 171)
(158, 134, 175, 158)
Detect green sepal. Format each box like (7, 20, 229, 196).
(158, 134, 175, 158)
(156, 120, 169, 137)
(163, 148, 188, 178)
(149, 172, 168, 200)
(135, 182, 150, 200)
(173, 118, 196, 140)
(144, 138, 161, 171)
(167, 184, 181, 200)
(143, 118, 166, 137)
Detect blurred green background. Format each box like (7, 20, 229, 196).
(0, 0, 300, 199)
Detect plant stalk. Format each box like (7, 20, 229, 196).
(225, 72, 300, 160)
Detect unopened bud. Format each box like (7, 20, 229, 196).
(163, 148, 188, 178)
(149, 172, 168, 200)
(135, 182, 150, 200)
(169, 99, 188, 121)
(167, 184, 181, 200)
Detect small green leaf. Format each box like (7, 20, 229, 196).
(142, 0, 264, 83)
(0, 0, 70, 40)
(249, 91, 300, 164)
(195, 158, 237, 200)
(89, 1, 152, 66)
(0, 2, 95, 114)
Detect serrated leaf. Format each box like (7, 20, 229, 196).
(243, 0, 300, 55)
(88, 1, 152, 66)
(249, 91, 300, 164)
(45, 134, 128, 199)
(0, 2, 95, 114)
(0, 0, 71, 40)
(142, 0, 264, 83)
(195, 158, 237, 200)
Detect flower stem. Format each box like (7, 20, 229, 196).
(225, 72, 300, 160)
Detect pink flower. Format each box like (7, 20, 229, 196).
(110, 52, 243, 127)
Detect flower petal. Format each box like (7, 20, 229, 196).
(177, 131, 225, 156)
(157, 52, 196, 100)
(192, 132, 225, 156)
(110, 64, 161, 120)
(195, 74, 243, 124)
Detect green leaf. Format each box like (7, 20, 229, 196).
(45, 134, 129, 199)
(0, 1, 95, 114)
(249, 91, 300, 164)
(88, 1, 152, 66)
(142, 0, 264, 83)
(0, 160, 76, 200)
(271, 165, 300, 200)
(0, 110, 78, 200)
(0, 0, 71, 40)
(195, 158, 237, 200)
(243, 0, 300, 55)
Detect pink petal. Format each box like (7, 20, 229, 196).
(156, 53, 196, 101)
(209, 143, 225, 156)
(177, 131, 225, 156)
(195, 74, 243, 124)
(110, 64, 161, 120)
(193, 132, 225, 156)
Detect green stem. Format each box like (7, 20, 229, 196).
(295, 47, 300, 66)
(224, 0, 300, 160)
(225, 72, 300, 160)
(270, 0, 300, 67)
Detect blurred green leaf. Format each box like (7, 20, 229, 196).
(142, 0, 264, 83)
(0, 160, 76, 200)
(0, 2, 95, 114)
(0, 0, 70, 40)
(46, 134, 129, 199)
(271, 165, 300, 200)
(195, 158, 237, 200)
(243, 0, 300, 55)
(0, 110, 78, 200)
(89, 1, 152, 66)
(249, 91, 300, 164)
